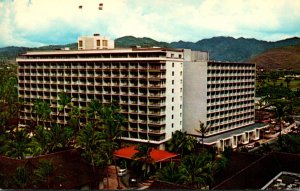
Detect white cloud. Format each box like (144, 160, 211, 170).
(0, 0, 299, 47)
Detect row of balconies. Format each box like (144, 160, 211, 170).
(207, 121, 254, 135)
(207, 116, 254, 129)
(128, 119, 165, 125)
(208, 65, 255, 70)
(21, 88, 165, 95)
(207, 100, 254, 111)
(208, 110, 253, 121)
(126, 128, 165, 134)
(120, 101, 165, 107)
(208, 94, 254, 101)
(19, 65, 167, 70)
(19, 80, 165, 87)
(207, 85, 254, 91)
(207, 99, 254, 107)
(19, 73, 167, 80)
(208, 80, 255, 85)
(207, 103, 254, 112)
(20, 70, 166, 77)
(208, 92, 254, 99)
(207, 73, 255, 77)
(121, 135, 166, 143)
(120, 110, 165, 116)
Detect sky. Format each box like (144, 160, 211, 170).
(0, 0, 300, 48)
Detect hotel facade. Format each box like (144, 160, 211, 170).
(17, 35, 266, 150)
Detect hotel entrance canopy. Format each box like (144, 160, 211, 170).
(113, 146, 179, 163)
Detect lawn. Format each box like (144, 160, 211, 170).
(275, 78, 300, 91)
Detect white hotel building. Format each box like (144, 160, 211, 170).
(17, 34, 266, 150)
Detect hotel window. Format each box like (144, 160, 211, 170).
(96, 40, 101, 46)
(172, 123, 174, 128)
(172, 97, 174, 102)
(102, 40, 108, 46)
(79, 40, 83, 47)
(172, 115, 174, 119)
(172, 106, 174, 110)
(172, 80, 174, 85)
(172, 71, 174, 76)
(172, 89, 174, 93)
(172, 63, 174, 67)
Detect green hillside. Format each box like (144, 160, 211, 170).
(249, 45, 300, 71)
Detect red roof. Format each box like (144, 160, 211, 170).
(114, 146, 179, 163)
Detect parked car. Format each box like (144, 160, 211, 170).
(129, 176, 138, 187)
(117, 168, 127, 177)
(246, 144, 254, 149)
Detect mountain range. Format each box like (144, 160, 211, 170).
(1, 36, 300, 70)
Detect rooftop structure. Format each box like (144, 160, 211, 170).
(78, 34, 114, 50)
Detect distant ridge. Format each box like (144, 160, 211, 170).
(249, 45, 300, 71)
(115, 36, 170, 48)
(1, 36, 300, 71)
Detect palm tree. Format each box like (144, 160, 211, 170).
(47, 124, 74, 152)
(68, 106, 83, 133)
(32, 99, 51, 127)
(155, 162, 181, 184)
(284, 77, 293, 89)
(100, 102, 126, 143)
(166, 130, 197, 157)
(57, 92, 72, 118)
(77, 122, 107, 180)
(31, 125, 51, 155)
(195, 121, 209, 148)
(178, 153, 214, 189)
(4, 129, 32, 159)
(86, 99, 102, 127)
(270, 99, 292, 142)
(12, 165, 31, 189)
(33, 160, 54, 188)
(132, 143, 155, 179)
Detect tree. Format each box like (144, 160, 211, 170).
(86, 99, 102, 127)
(31, 125, 51, 155)
(155, 162, 181, 184)
(33, 160, 54, 188)
(4, 129, 32, 159)
(57, 92, 72, 118)
(12, 165, 31, 189)
(270, 99, 293, 142)
(178, 152, 214, 189)
(276, 134, 300, 154)
(47, 124, 74, 152)
(256, 143, 272, 155)
(100, 102, 126, 143)
(0, 65, 19, 132)
(68, 106, 83, 134)
(132, 143, 155, 179)
(284, 77, 293, 89)
(195, 121, 209, 148)
(32, 99, 51, 127)
(77, 122, 108, 180)
(166, 130, 197, 157)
